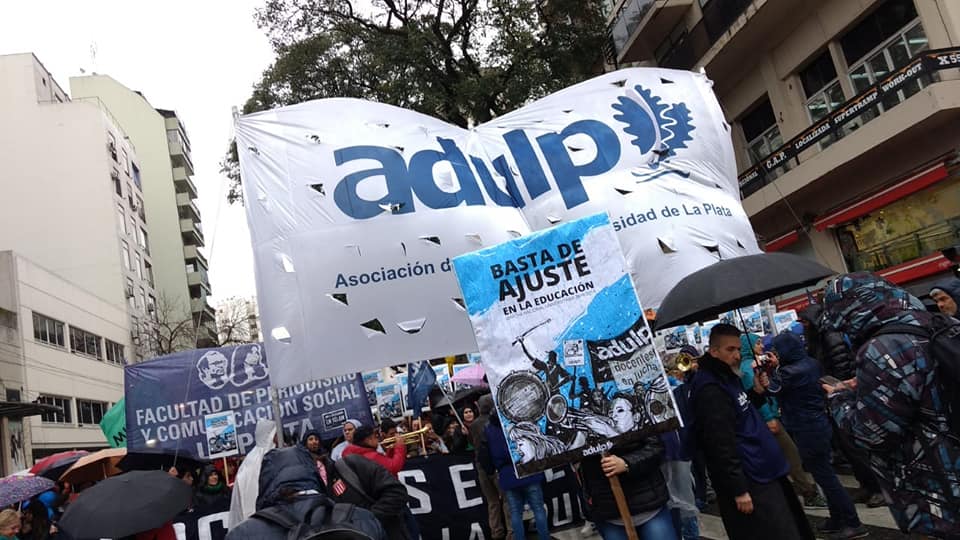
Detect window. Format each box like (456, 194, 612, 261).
(5, 389, 20, 402)
(107, 132, 118, 161)
(132, 163, 142, 191)
(118, 204, 127, 235)
(836, 177, 960, 273)
(137, 288, 146, 311)
(113, 171, 123, 197)
(38, 395, 71, 424)
(137, 196, 146, 221)
(77, 399, 109, 425)
(126, 278, 136, 310)
(841, 0, 918, 65)
(847, 21, 929, 119)
(120, 149, 130, 176)
(741, 98, 791, 179)
(70, 326, 103, 359)
(138, 227, 149, 254)
(32, 312, 65, 347)
(185, 262, 198, 273)
(121, 240, 130, 270)
(147, 295, 156, 316)
(145, 262, 154, 287)
(105, 339, 125, 365)
(134, 253, 143, 280)
(800, 51, 847, 147)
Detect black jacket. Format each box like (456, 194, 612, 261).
(320, 455, 410, 540)
(578, 437, 668, 521)
(799, 305, 855, 380)
(226, 447, 386, 540)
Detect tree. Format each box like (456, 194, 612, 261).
(133, 293, 198, 358)
(216, 297, 260, 346)
(223, 0, 610, 203)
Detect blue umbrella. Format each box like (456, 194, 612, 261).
(0, 475, 55, 507)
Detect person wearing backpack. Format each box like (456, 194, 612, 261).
(821, 272, 960, 538)
(226, 446, 387, 540)
(316, 452, 411, 540)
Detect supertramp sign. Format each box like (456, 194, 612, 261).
(235, 68, 760, 387)
(739, 47, 960, 195)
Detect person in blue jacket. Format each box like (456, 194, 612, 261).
(768, 332, 867, 539)
(480, 414, 549, 540)
(738, 334, 822, 508)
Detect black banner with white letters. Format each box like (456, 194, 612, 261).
(169, 454, 583, 540)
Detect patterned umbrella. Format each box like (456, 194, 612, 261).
(59, 448, 126, 485)
(30, 450, 89, 480)
(0, 475, 55, 507)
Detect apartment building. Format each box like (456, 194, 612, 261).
(0, 251, 130, 469)
(0, 53, 158, 354)
(70, 76, 216, 346)
(607, 0, 960, 309)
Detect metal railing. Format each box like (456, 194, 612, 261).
(738, 47, 960, 199)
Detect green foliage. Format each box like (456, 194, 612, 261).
(225, 0, 610, 203)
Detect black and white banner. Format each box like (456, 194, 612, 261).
(169, 454, 583, 540)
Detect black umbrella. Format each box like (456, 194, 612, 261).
(432, 387, 486, 409)
(654, 252, 834, 330)
(58, 470, 191, 539)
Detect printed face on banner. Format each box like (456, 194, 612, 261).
(124, 344, 372, 459)
(235, 68, 760, 387)
(453, 214, 680, 477)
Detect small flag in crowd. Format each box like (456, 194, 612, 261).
(406, 361, 436, 418)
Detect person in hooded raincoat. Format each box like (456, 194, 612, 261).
(228, 419, 277, 529)
(929, 277, 960, 317)
(822, 272, 960, 538)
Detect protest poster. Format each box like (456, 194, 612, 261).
(235, 68, 760, 387)
(125, 343, 372, 459)
(453, 213, 679, 477)
(433, 365, 453, 394)
(362, 371, 381, 407)
(204, 412, 239, 459)
(773, 310, 799, 333)
(376, 383, 404, 419)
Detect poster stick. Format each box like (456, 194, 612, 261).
(437, 385, 467, 429)
(607, 473, 639, 540)
(223, 457, 230, 486)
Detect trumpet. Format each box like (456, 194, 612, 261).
(381, 426, 431, 448)
(676, 353, 696, 372)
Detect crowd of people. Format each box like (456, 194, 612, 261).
(5, 273, 958, 540)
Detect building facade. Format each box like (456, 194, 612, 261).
(0, 53, 158, 357)
(0, 251, 130, 467)
(606, 0, 960, 307)
(69, 76, 216, 346)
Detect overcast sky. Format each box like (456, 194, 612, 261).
(0, 0, 274, 306)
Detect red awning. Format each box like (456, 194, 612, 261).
(765, 230, 800, 252)
(877, 253, 954, 284)
(775, 294, 812, 313)
(814, 163, 948, 231)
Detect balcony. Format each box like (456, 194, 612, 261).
(187, 268, 211, 293)
(168, 132, 195, 176)
(172, 167, 198, 199)
(609, 0, 693, 65)
(180, 218, 204, 246)
(183, 245, 208, 269)
(741, 48, 960, 222)
(176, 192, 202, 222)
(191, 296, 215, 317)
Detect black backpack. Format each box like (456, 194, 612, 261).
(870, 314, 960, 437)
(252, 497, 384, 540)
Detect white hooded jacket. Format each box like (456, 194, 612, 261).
(227, 419, 277, 529)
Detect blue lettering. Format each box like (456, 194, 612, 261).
(536, 120, 621, 209)
(503, 130, 551, 200)
(333, 146, 412, 219)
(470, 156, 523, 208)
(408, 138, 484, 209)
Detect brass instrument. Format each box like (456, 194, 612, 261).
(381, 426, 431, 448)
(676, 353, 696, 372)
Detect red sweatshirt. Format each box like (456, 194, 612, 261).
(341, 442, 406, 476)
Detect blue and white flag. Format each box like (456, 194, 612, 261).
(406, 361, 437, 418)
